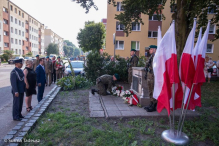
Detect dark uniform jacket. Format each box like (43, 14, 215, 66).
(10, 67, 25, 94)
(96, 75, 115, 92)
(145, 54, 154, 78)
(129, 54, 139, 68)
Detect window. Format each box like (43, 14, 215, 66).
(26, 38, 28, 41)
(29, 34, 31, 39)
(11, 38, 14, 44)
(15, 18, 17, 24)
(132, 23, 140, 31)
(22, 13, 24, 18)
(4, 43, 9, 47)
(4, 31, 9, 36)
(171, 4, 177, 13)
(208, 6, 216, 14)
(15, 29, 17, 34)
(131, 41, 140, 50)
(3, 19, 8, 24)
(10, 5, 13, 11)
(11, 27, 13, 33)
(116, 22, 124, 31)
(209, 25, 215, 34)
(15, 8, 17, 13)
(22, 31, 24, 36)
(19, 11, 21, 16)
(117, 2, 124, 11)
(15, 49, 17, 54)
(26, 47, 28, 50)
(206, 44, 214, 53)
(26, 20, 28, 24)
(11, 16, 13, 22)
(29, 26, 31, 30)
(26, 29, 28, 33)
(115, 41, 124, 50)
(19, 50, 21, 55)
(149, 15, 160, 21)
(15, 39, 17, 44)
(19, 40, 21, 45)
(0, 47, 2, 54)
(19, 30, 21, 35)
(3, 7, 8, 13)
(22, 22, 24, 27)
(19, 20, 21, 26)
(148, 31, 158, 38)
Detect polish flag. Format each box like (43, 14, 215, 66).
(153, 21, 183, 115)
(179, 20, 196, 110)
(192, 21, 211, 108)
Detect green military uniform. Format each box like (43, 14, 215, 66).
(96, 75, 115, 96)
(144, 45, 157, 112)
(33, 55, 40, 71)
(55, 57, 63, 80)
(44, 57, 52, 86)
(128, 50, 139, 84)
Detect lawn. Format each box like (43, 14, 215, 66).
(23, 82, 219, 146)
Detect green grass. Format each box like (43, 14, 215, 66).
(23, 82, 219, 146)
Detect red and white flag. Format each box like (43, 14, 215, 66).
(179, 20, 196, 110)
(157, 26, 162, 46)
(153, 21, 183, 115)
(192, 21, 211, 108)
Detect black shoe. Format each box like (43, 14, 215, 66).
(144, 101, 153, 110)
(14, 118, 22, 121)
(20, 115, 24, 118)
(146, 103, 157, 112)
(106, 92, 111, 95)
(91, 89, 95, 95)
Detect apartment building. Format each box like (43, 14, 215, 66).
(105, 0, 219, 61)
(0, 0, 63, 56)
(44, 29, 64, 57)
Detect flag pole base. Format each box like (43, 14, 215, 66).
(161, 130, 189, 145)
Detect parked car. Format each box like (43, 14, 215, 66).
(24, 57, 32, 61)
(8, 56, 24, 64)
(49, 54, 57, 60)
(64, 61, 85, 76)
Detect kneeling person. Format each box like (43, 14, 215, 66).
(92, 74, 119, 96)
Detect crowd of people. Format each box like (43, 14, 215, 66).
(10, 55, 64, 121)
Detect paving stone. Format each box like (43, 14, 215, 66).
(9, 143, 19, 146)
(13, 136, 23, 141)
(49, 97, 54, 100)
(105, 106, 119, 111)
(38, 111, 44, 114)
(21, 127, 31, 132)
(24, 115, 32, 119)
(25, 122, 34, 127)
(4, 134, 13, 140)
(18, 132, 27, 137)
(17, 122, 24, 126)
(90, 111, 105, 117)
(107, 111, 122, 117)
(117, 106, 132, 111)
(31, 117, 39, 120)
(12, 126, 21, 130)
(34, 114, 41, 117)
(28, 119, 37, 123)
(7, 130, 17, 135)
(121, 111, 136, 116)
(21, 119, 28, 122)
(90, 105, 103, 111)
(27, 112, 35, 116)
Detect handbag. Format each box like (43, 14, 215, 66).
(207, 68, 213, 73)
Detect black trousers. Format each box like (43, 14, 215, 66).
(12, 93, 24, 119)
(52, 70, 56, 83)
(37, 83, 45, 103)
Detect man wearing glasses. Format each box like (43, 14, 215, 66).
(10, 59, 25, 121)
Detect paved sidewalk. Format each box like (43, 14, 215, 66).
(89, 92, 200, 118)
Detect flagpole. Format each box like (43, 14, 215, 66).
(172, 83, 175, 135)
(178, 84, 195, 135)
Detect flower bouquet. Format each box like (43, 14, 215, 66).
(122, 90, 139, 106)
(115, 85, 124, 97)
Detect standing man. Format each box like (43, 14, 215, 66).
(128, 49, 139, 85)
(217, 56, 219, 77)
(55, 56, 63, 80)
(144, 45, 157, 112)
(44, 56, 52, 86)
(51, 56, 56, 83)
(35, 58, 46, 102)
(33, 55, 40, 71)
(10, 59, 25, 121)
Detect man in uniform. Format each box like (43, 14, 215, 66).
(91, 74, 120, 96)
(10, 59, 25, 121)
(33, 54, 40, 71)
(128, 49, 139, 85)
(55, 56, 63, 80)
(144, 45, 157, 112)
(52, 56, 56, 83)
(44, 56, 52, 86)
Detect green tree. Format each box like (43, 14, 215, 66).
(26, 51, 33, 56)
(46, 43, 59, 56)
(77, 21, 106, 53)
(2, 50, 14, 61)
(73, 0, 219, 59)
(63, 46, 70, 57)
(69, 46, 74, 57)
(74, 48, 81, 57)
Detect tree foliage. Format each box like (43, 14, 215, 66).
(77, 21, 106, 53)
(64, 40, 82, 57)
(1, 50, 14, 61)
(46, 43, 59, 56)
(73, 0, 219, 59)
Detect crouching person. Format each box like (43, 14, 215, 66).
(91, 74, 119, 96)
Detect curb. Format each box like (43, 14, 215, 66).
(2, 86, 61, 146)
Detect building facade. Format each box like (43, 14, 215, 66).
(44, 29, 64, 57)
(0, 0, 63, 56)
(105, 0, 219, 61)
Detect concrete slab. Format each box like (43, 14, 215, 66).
(90, 111, 105, 118)
(107, 111, 122, 117)
(121, 111, 136, 117)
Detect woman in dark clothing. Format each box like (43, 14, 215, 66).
(23, 60, 36, 112)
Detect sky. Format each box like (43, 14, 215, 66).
(10, 0, 107, 48)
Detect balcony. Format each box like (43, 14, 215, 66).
(3, 24, 9, 31)
(4, 36, 10, 43)
(3, 12, 9, 20)
(25, 24, 29, 29)
(25, 33, 29, 38)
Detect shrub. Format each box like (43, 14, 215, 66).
(56, 76, 75, 91)
(75, 75, 93, 89)
(137, 56, 147, 67)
